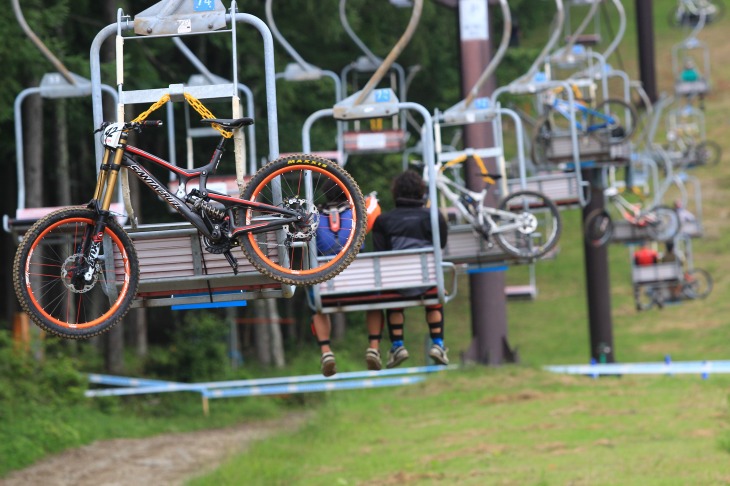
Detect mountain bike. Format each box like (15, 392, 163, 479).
(584, 185, 680, 247)
(664, 126, 722, 169)
(13, 118, 367, 339)
(635, 267, 713, 311)
(428, 153, 562, 259)
(532, 91, 637, 165)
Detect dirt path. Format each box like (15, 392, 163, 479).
(0, 413, 309, 486)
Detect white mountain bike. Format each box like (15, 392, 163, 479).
(424, 153, 562, 260)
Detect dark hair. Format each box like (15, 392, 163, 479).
(321, 178, 347, 204)
(391, 170, 425, 201)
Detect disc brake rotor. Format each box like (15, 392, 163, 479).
(61, 254, 99, 293)
(516, 212, 539, 234)
(282, 198, 319, 240)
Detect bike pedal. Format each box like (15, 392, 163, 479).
(223, 251, 239, 275)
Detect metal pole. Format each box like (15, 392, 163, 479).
(635, 0, 658, 103)
(457, 0, 514, 365)
(581, 170, 615, 363)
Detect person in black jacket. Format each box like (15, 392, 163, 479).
(371, 170, 449, 368)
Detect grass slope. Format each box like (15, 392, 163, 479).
(191, 2, 730, 484)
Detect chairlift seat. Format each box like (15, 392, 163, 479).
(343, 129, 407, 154)
(506, 174, 581, 207)
(167, 175, 243, 198)
(441, 224, 557, 266)
(4, 203, 127, 240)
(310, 248, 456, 314)
(545, 135, 631, 165)
(675, 80, 710, 97)
(505, 284, 538, 300)
(571, 34, 601, 47)
(680, 219, 703, 238)
(610, 220, 688, 244)
(113, 222, 290, 308)
(632, 262, 682, 285)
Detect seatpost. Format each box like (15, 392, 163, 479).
(199, 135, 227, 194)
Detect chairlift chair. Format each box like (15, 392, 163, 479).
(5, 3, 124, 240)
(307, 0, 455, 316)
(88, 0, 297, 308)
(338, 0, 411, 155)
(672, 37, 711, 100)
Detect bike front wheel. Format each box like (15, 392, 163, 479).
(682, 268, 713, 299)
(494, 190, 562, 259)
(634, 286, 659, 311)
(644, 205, 680, 241)
(13, 207, 139, 339)
(240, 154, 367, 286)
(588, 99, 637, 145)
(584, 208, 614, 247)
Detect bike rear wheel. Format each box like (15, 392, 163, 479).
(240, 154, 366, 286)
(13, 207, 139, 339)
(584, 208, 614, 247)
(645, 205, 680, 241)
(588, 99, 637, 145)
(693, 140, 722, 166)
(494, 190, 562, 259)
(682, 268, 713, 299)
(531, 117, 553, 166)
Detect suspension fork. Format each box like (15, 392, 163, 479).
(76, 134, 128, 284)
(99, 132, 128, 212)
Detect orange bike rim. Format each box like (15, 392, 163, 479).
(247, 164, 357, 276)
(25, 217, 131, 329)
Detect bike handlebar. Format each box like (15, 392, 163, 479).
(96, 120, 164, 133)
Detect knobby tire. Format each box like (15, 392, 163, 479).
(584, 208, 614, 247)
(13, 207, 139, 339)
(494, 190, 562, 259)
(239, 154, 366, 286)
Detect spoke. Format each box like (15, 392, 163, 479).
(27, 272, 65, 279)
(28, 261, 63, 270)
(76, 294, 83, 324)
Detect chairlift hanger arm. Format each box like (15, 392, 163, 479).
(339, 0, 381, 66)
(11, 0, 76, 85)
(348, 0, 423, 107)
(601, 0, 626, 61)
(559, 0, 601, 62)
(265, 0, 319, 73)
(463, 0, 511, 109)
(513, 0, 565, 85)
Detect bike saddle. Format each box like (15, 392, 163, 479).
(200, 117, 254, 129)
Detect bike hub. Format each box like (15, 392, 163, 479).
(61, 254, 99, 293)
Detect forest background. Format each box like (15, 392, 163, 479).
(0, 0, 542, 371)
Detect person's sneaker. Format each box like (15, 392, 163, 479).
(386, 346, 409, 369)
(365, 348, 382, 371)
(428, 344, 449, 365)
(320, 352, 336, 377)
